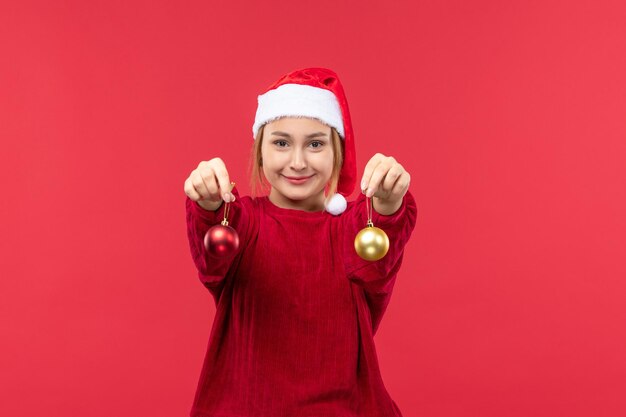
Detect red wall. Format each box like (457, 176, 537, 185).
(1, 1, 625, 416)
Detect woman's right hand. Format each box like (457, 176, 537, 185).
(184, 158, 235, 211)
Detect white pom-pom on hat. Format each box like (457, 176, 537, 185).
(324, 193, 347, 215)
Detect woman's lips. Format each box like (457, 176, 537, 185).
(283, 174, 313, 185)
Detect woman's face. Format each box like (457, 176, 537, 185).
(261, 117, 334, 212)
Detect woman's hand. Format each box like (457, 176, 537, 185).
(184, 158, 235, 211)
(360, 153, 411, 215)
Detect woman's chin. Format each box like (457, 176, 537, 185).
(281, 190, 309, 201)
(274, 185, 321, 202)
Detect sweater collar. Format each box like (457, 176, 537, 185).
(261, 196, 328, 218)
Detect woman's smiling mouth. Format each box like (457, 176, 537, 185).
(282, 174, 314, 184)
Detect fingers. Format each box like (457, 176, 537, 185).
(184, 176, 202, 201)
(389, 170, 410, 197)
(360, 153, 385, 196)
(210, 160, 233, 202)
(192, 168, 216, 202)
(380, 163, 404, 194)
(361, 154, 398, 198)
(361, 153, 411, 200)
(183, 157, 234, 203)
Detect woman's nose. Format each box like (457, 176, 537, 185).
(290, 149, 307, 170)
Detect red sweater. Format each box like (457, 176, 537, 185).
(185, 187, 417, 417)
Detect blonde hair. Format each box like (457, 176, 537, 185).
(248, 123, 344, 207)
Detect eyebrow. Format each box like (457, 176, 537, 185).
(270, 131, 329, 139)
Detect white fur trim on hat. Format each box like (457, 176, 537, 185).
(253, 83, 345, 140)
(324, 193, 347, 215)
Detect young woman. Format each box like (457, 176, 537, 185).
(184, 67, 417, 417)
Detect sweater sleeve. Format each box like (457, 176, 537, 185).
(343, 189, 418, 333)
(184, 187, 249, 292)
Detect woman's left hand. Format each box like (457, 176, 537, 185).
(360, 153, 411, 209)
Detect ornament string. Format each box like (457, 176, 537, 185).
(366, 195, 374, 227)
(222, 182, 236, 226)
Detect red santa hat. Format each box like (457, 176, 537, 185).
(252, 67, 356, 215)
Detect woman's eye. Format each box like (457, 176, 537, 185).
(272, 140, 324, 148)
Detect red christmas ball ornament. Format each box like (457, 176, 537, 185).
(203, 181, 239, 257)
(204, 221, 239, 256)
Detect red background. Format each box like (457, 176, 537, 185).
(1, 1, 625, 416)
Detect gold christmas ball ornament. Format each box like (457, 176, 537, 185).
(354, 223, 390, 261)
(354, 195, 391, 261)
